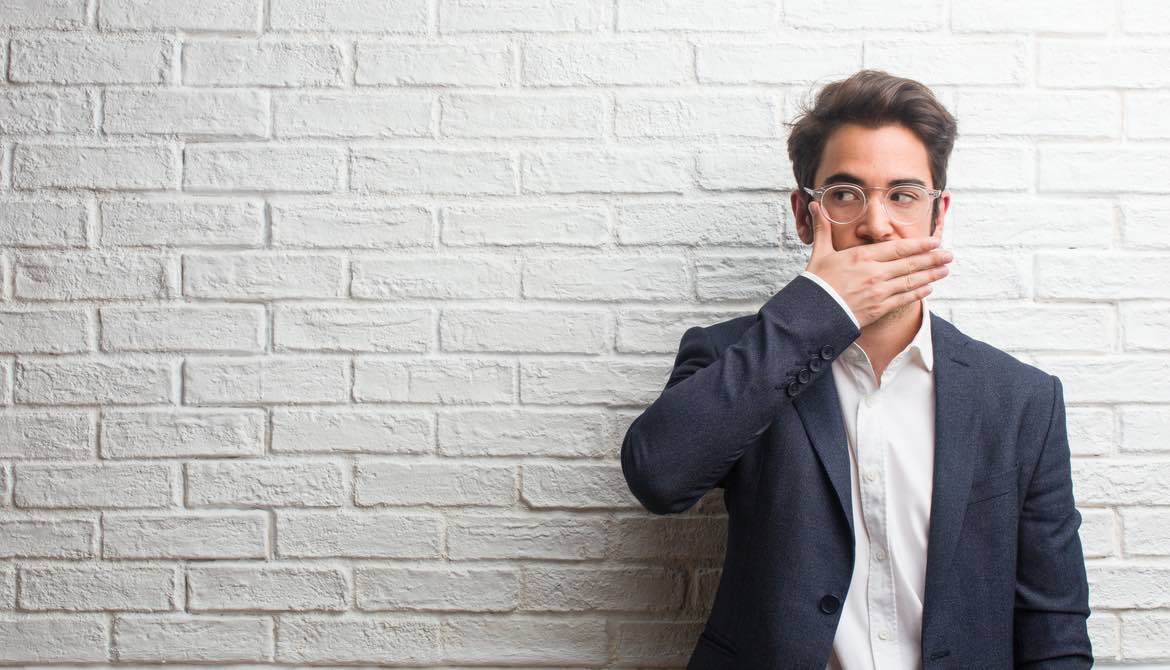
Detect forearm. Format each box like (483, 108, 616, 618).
(621, 274, 860, 514)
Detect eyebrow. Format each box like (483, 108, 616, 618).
(821, 172, 928, 188)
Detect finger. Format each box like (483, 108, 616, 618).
(876, 247, 953, 282)
(863, 234, 941, 263)
(808, 201, 837, 258)
(880, 263, 948, 300)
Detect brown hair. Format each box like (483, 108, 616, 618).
(786, 69, 958, 228)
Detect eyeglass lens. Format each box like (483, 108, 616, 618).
(821, 185, 932, 225)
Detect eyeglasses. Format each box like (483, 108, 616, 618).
(802, 183, 942, 226)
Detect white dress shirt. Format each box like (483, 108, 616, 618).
(799, 270, 936, 670)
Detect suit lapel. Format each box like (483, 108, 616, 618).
(921, 313, 980, 624)
(793, 364, 854, 536)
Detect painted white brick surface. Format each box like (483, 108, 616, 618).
(0, 0, 1167, 665)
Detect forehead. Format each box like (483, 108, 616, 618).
(814, 122, 932, 185)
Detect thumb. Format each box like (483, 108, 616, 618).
(808, 201, 836, 258)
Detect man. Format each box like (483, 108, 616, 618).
(620, 70, 1092, 668)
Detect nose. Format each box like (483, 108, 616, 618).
(855, 193, 898, 241)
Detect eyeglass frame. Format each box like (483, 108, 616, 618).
(801, 183, 943, 226)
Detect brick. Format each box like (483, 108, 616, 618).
(1040, 145, 1170, 193)
(273, 304, 430, 352)
(927, 249, 1026, 300)
(0, 308, 91, 354)
(522, 254, 689, 301)
(1037, 252, 1170, 299)
(696, 42, 859, 84)
(1087, 564, 1170, 609)
(271, 200, 431, 248)
(1046, 356, 1170, 404)
(1040, 40, 1170, 88)
(351, 255, 519, 299)
(20, 564, 177, 611)
(619, 0, 771, 31)
(354, 460, 515, 506)
(184, 356, 348, 405)
(521, 565, 684, 610)
(520, 360, 666, 406)
(183, 253, 344, 299)
(355, 42, 510, 86)
(616, 92, 776, 138)
(15, 462, 174, 508)
(1121, 0, 1170, 33)
(271, 407, 434, 455)
(1122, 508, 1170, 556)
(0, 615, 107, 663)
(1123, 303, 1170, 350)
(695, 144, 791, 191)
(1122, 197, 1170, 249)
(617, 200, 782, 247)
(184, 144, 344, 193)
(0, 409, 92, 459)
(522, 462, 640, 508)
(523, 40, 691, 86)
(188, 565, 347, 611)
(609, 516, 726, 559)
(440, 307, 608, 353)
(442, 0, 604, 32)
(355, 566, 518, 611)
(443, 93, 604, 138)
(0, 0, 86, 29)
(442, 203, 607, 246)
(14, 144, 176, 190)
(1121, 612, 1170, 659)
(14, 358, 175, 405)
(695, 253, 806, 302)
(522, 148, 690, 194)
(1122, 406, 1170, 453)
(950, 304, 1112, 352)
(101, 408, 265, 459)
(103, 513, 267, 559)
(104, 89, 267, 137)
(101, 305, 265, 352)
(11, 35, 172, 84)
(101, 0, 260, 31)
(955, 90, 1119, 137)
(276, 615, 439, 664)
(101, 198, 264, 247)
(184, 40, 344, 87)
(946, 144, 1032, 191)
(274, 91, 432, 138)
(113, 614, 272, 663)
(351, 149, 514, 195)
(270, 0, 428, 32)
(187, 459, 346, 507)
(0, 515, 96, 558)
(787, 0, 941, 29)
(1128, 92, 1170, 139)
(14, 251, 173, 300)
(0, 198, 87, 247)
(353, 358, 514, 404)
(275, 510, 442, 558)
(865, 38, 1028, 85)
(447, 514, 608, 560)
(942, 195, 1111, 249)
(442, 615, 607, 664)
(0, 89, 91, 134)
(953, 0, 1108, 32)
(437, 409, 609, 457)
(616, 308, 749, 354)
(1073, 459, 1170, 505)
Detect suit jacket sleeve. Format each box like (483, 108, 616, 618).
(1013, 374, 1093, 667)
(620, 274, 861, 515)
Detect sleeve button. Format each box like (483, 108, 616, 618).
(819, 345, 835, 360)
(786, 381, 800, 397)
(797, 368, 811, 384)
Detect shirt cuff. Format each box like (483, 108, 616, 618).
(799, 270, 860, 330)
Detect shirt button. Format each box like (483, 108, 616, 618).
(864, 394, 875, 407)
(874, 547, 886, 561)
(879, 628, 892, 641)
(864, 468, 878, 483)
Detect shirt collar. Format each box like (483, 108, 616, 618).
(843, 298, 934, 373)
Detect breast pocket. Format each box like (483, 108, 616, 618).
(966, 462, 1018, 506)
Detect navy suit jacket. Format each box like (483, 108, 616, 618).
(621, 274, 1092, 669)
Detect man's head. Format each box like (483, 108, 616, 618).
(787, 69, 957, 250)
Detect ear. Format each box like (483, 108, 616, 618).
(931, 190, 951, 240)
(791, 190, 812, 245)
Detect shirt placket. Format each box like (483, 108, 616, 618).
(854, 356, 900, 668)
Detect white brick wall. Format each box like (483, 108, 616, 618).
(0, 0, 1167, 666)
